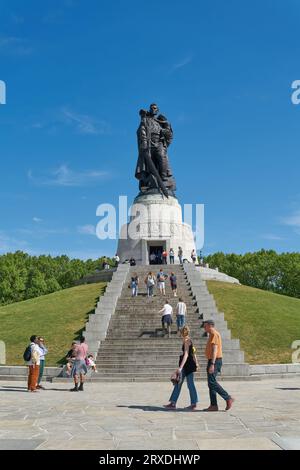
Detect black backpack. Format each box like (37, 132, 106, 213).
(23, 345, 32, 362)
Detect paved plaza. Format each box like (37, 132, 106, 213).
(0, 377, 300, 450)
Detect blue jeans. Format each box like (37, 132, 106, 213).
(132, 286, 138, 296)
(147, 285, 154, 296)
(207, 359, 231, 406)
(169, 370, 198, 406)
(176, 315, 185, 330)
(38, 359, 45, 384)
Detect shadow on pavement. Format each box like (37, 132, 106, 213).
(117, 405, 215, 412)
(0, 385, 71, 392)
(275, 387, 300, 391)
(1, 385, 27, 389)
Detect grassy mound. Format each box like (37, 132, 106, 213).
(0, 283, 106, 365)
(207, 281, 300, 364)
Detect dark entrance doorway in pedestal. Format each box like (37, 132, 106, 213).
(148, 244, 164, 264)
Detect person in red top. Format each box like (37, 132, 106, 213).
(162, 250, 168, 264)
(70, 337, 88, 392)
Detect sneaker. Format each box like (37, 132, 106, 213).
(163, 403, 176, 410)
(70, 386, 78, 392)
(225, 397, 235, 411)
(202, 405, 218, 412)
(78, 383, 84, 391)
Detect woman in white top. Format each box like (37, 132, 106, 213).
(25, 335, 41, 392)
(176, 298, 187, 333)
(145, 272, 156, 297)
(36, 337, 48, 390)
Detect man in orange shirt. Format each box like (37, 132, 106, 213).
(203, 320, 234, 411)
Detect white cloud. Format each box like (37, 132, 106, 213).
(11, 14, 25, 24)
(28, 107, 110, 136)
(60, 250, 108, 260)
(77, 225, 96, 236)
(61, 107, 110, 135)
(28, 164, 110, 187)
(171, 55, 193, 71)
(0, 231, 30, 254)
(31, 122, 44, 129)
(0, 36, 33, 56)
(261, 234, 284, 241)
(16, 227, 69, 236)
(33, 217, 43, 223)
(281, 211, 300, 228)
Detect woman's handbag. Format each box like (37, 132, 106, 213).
(170, 370, 182, 385)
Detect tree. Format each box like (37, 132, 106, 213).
(205, 250, 300, 299)
(25, 269, 48, 299)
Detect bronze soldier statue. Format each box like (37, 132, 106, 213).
(135, 104, 176, 197)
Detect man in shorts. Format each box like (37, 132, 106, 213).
(157, 268, 167, 295)
(159, 300, 173, 338)
(70, 337, 88, 392)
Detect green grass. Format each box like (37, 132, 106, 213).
(2, 279, 299, 366)
(207, 281, 300, 364)
(0, 283, 106, 366)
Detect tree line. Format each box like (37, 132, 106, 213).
(1, 249, 299, 305)
(0, 251, 115, 306)
(204, 250, 300, 299)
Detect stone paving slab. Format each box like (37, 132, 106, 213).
(196, 438, 280, 450)
(0, 378, 300, 450)
(0, 439, 45, 450)
(272, 436, 300, 450)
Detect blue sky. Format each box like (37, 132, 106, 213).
(0, 0, 300, 259)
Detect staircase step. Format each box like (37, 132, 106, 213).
(92, 263, 247, 379)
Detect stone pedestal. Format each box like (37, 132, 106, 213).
(117, 193, 196, 265)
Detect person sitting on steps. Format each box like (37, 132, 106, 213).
(65, 341, 77, 376)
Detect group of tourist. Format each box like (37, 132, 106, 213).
(149, 246, 197, 264)
(24, 327, 234, 412)
(130, 268, 178, 298)
(24, 335, 48, 392)
(156, 289, 233, 411)
(164, 320, 234, 412)
(159, 298, 186, 338)
(148, 247, 198, 265)
(24, 336, 96, 392)
(112, 249, 200, 266)
(24, 266, 234, 413)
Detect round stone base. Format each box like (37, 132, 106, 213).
(117, 193, 196, 265)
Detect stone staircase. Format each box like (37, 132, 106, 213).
(91, 264, 249, 381)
